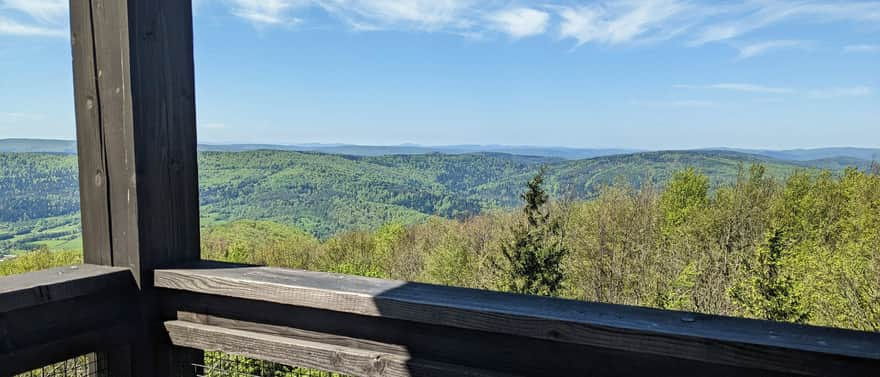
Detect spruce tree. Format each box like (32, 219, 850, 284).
(732, 228, 809, 323)
(498, 168, 567, 296)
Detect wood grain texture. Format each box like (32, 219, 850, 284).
(124, 0, 201, 277)
(68, 1, 202, 376)
(87, 0, 140, 277)
(70, 0, 112, 266)
(71, 0, 200, 287)
(177, 312, 411, 357)
(165, 293, 779, 377)
(0, 264, 135, 376)
(156, 265, 880, 376)
(165, 320, 518, 377)
(0, 265, 132, 313)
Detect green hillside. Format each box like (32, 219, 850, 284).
(0, 153, 80, 222)
(472, 150, 808, 206)
(0, 149, 857, 254)
(198, 151, 485, 237)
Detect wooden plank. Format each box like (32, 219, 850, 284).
(170, 309, 768, 377)
(0, 265, 136, 376)
(177, 312, 411, 357)
(86, 0, 139, 275)
(165, 320, 519, 377)
(0, 287, 136, 375)
(0, 265, 133, 313)
(125, 0, 202, 277)
(70, 0, 112, 266)
(166, 294, 771, 377)
(0, 322, 131, 376)
(0, 292, 134, 355)
(156, 265, 880, 376)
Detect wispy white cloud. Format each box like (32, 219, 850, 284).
(675, 83, 874, 98)
(558, 0, 693, 46)
(227, 0, 306, 26)
(640, 83, 872, 109)
(630, 99, 719, 108)
(691, 1, 880, 45)
(313, 0, 475, 31)
(487, 7, 549, 38)
(0, 0, 67, 37)
(0, 16, 65, 37)
(2, 0, 67, 23)
(736, 40, 809, 59)
(844, 44, 880, 53)
(807, 86, 872, 98)
(215, 0, 880, 52)
(674, 83, 795, 94)
(226, 0, 477, 32)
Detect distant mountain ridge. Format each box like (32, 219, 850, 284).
(3, 138, 878, 163)
(200, 143, 639, 160)
(708, 147, 880, 162)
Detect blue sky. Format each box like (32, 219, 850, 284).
(1, 0, 878, 149)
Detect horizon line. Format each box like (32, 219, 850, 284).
(2, 138, 880, 151)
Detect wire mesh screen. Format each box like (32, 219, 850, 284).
(14, 354, 107, 377)
(190, 352, 346, 377)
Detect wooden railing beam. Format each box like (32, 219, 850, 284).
(165, 320, 520, 377)
(156, 263, 880, 377)
(0, 265, 131, 312)
(0, 265, 138, 376)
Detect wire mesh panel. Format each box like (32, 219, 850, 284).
(190, 352, 346, 377)
(14, 354, 107, 377)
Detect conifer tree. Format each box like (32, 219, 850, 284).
(731, 228, 809, 323)
(498, 168, 568, 296)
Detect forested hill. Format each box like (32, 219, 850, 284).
(0, 138, 636, 159)
(6, 139, 879, 163)
(0, 149, 869, 251)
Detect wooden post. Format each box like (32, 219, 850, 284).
(70, 0, 202, 375)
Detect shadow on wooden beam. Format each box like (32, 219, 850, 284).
(156, 262, 880, 376)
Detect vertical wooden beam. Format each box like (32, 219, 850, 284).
(70, 0, 202, 375)
(72, 0, 201, 286)
(70, 0, 111, 267)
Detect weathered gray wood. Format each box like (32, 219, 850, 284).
(0, 322, 132, 376)
(156, 265, 880, 376)
(71, 0, 201, 287)
(177, 312, 412, 357)
(0, 265, 132, 313)
(0, 292, 134, 354)
(0, 265, 136, 376)
(166, 293, 771, 377)
(69, 1, 202, 376)
(165, 320, 519, 377)
(70, 0, 112, 266)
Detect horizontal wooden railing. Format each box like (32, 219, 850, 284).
(0, 265, 137, 376)
(155, 262, 880, 377)
(3, 262, 879, 376)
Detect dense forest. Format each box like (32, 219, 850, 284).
(191, 165, 880, 332)
(3, 157, 877, 333)
(0, 149, 868, 254)
(2, 150, 878, 376)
